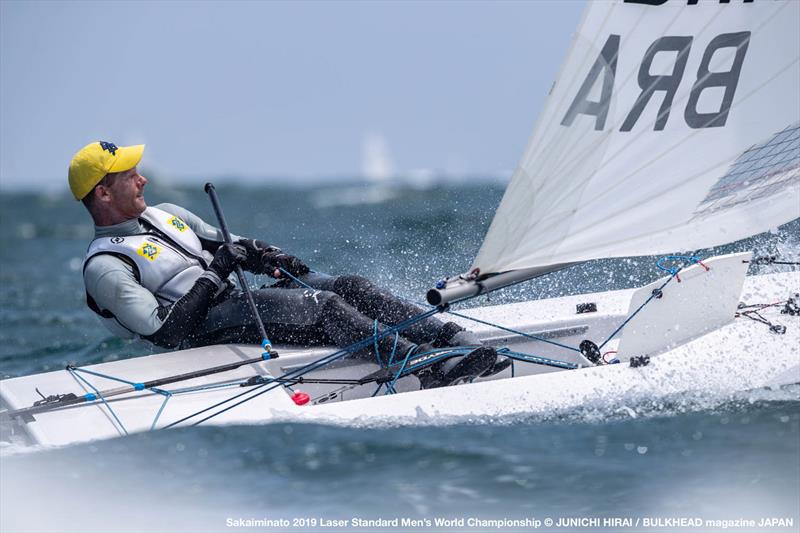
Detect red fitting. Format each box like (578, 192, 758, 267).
(291, 391, 310, 406)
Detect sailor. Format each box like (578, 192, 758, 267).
(70, 141, 505, 388)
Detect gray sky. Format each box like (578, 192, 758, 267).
(0, 0, 585, 191)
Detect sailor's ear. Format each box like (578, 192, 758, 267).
(94, 183, 113, 203)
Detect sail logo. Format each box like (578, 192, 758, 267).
(561, 31, 750, 132)
(137, 242, 161, 261)
(168, 216, 187, 232)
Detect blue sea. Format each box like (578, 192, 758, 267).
(1, 181, 798, 533)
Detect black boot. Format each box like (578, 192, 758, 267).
(433, 322, 511, 380)
(415, 346, 499, 389)
(432, 322, 478, 348)
(478, 356, 512, 378)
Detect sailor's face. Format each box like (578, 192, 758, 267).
(107, 167, 148, 217)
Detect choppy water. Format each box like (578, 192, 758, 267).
(1, 182, 799, 532)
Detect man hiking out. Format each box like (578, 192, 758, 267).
(70, 141, 506, 388)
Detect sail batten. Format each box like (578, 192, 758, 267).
(474, 0, 800, 276)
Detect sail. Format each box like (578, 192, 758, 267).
(474, 0, 800, 276)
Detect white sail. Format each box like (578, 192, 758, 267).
(474, 0, 800, 276)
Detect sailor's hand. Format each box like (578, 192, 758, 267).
(237, 238, 281, 274)
(262, 250, 310, 279)
(208, 243, 247, 279)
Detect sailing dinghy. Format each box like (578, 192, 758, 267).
(2, 0, 799, 447)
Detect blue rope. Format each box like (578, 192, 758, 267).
(63, 363, 339, 433)
(386, 346, 495, 393)
(497, 348, 579, 370)
(598, 275, 675, 350)
(283, 270, 584, 375)
(440, 308, 582, 353)
(277, 268, 315, 289)
(66, 366, 262, 432)
(387, 332, 400, 366)
(372, 320, 382, 366)
(286, 269, 582, 356)
(63, 277, 444, 432)
(163, 307, 443, 428)
(390, 347, 475, 374)
(399, 294, 583, 354)
(67, 367, 129, 436)
(384, 346, 416, 395)
(150, 392, 172, 431)
(68, 366, 195, 432)
(69, 366, 144, 389)
(597, 256, 704, 349)
(656, 255, 702, 276)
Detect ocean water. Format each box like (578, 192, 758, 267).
(0, 182, 798, 533)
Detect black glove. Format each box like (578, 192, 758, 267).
(208, 243, 247, 279)
(237, 238, 281, 274)
(262, 249, 310, 278)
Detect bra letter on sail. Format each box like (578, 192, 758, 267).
(561, 34, 619, 131)
(685, 31, 750, 129)
(621, 36, 693, 132)
(563, 31, 750, 133)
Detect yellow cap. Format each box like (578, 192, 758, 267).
(68, 141, 145, 200)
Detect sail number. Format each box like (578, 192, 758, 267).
(561, 31, 750, 131)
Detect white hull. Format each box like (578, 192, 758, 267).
(2, 253, 798, 448)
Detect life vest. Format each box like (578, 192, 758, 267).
(83, 207, 214, 335)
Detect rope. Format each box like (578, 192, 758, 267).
(598, 274, 675, 350)
(746, 256, 800, 266)
(64, 367, 265, 432)
(441, 308, 582, 353)
(287, 269, 583, 355)
(163, 307, 442, 428)
(735, 300, 790, 334)
(372, 320, 382, 366)
(496, 348, 579, 370)
(69, 366, 143, 389)
(385, 346, 415, 395)
(61, 302, 441, 432)
(276, 268, 314, 288)
(67, 367, 129, 436)
(598, 256, 705, 349)
(151, 392, 172, 431)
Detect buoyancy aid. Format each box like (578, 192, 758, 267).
(83, 207, 214, 325)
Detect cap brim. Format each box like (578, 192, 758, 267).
(107, 144, 145, 173)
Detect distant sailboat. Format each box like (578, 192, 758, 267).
(313, 130, 399, 207)
(361, 131, 395, 183)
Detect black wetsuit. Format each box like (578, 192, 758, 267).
(187, 272, 465, 364)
